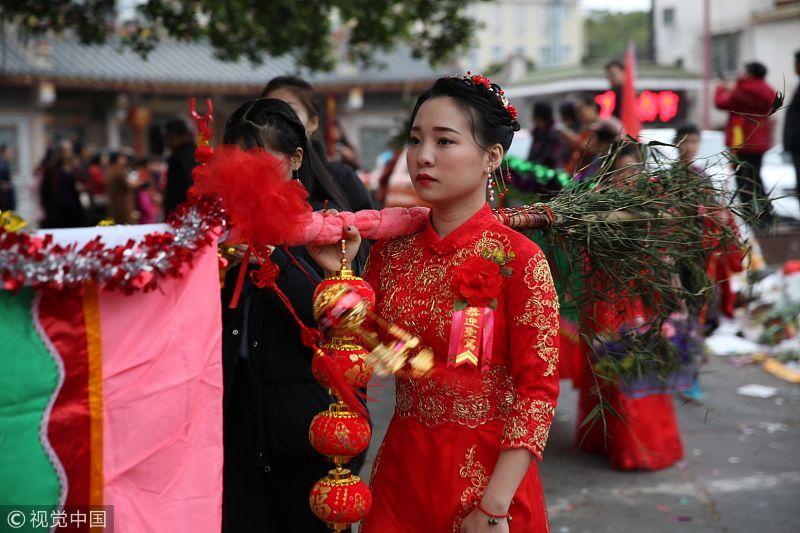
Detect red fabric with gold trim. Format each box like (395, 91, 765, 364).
(39, 288, 92, 512)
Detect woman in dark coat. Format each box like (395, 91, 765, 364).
(260, 76, 374, 270)
(220, 99, 366, 532)
(39, 142, 86, 228)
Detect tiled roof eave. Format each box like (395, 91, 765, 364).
(0, 73, 438, 95)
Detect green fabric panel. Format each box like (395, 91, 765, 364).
(0, 289, 61, 510)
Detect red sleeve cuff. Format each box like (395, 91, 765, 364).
(500, 396, 556, 460)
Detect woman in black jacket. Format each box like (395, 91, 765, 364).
(260, 76, 374, 271)
(221, 98, 365, 532)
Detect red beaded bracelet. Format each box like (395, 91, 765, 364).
(477, 504, 512, 525)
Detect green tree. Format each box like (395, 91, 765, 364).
(0, 0, 484, 71)
(583, 10, 651, 65)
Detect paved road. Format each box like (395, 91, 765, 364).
(363, 355, 800, 532)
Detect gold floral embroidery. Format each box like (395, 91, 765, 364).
(473, 232, 511, 258)
(375, 231, 513, 343)
(395, 365, 514, 428)
(501, 397, 555, 458)
(452, 444, 489, 532)
(515, 250, 560, 376)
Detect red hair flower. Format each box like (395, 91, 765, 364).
(470, 74, 492, 89)
(507, 105, 518, 121)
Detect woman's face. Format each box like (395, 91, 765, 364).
(678, 133, 700, 161)
(263, 87, 319, 138)
(576, 102, 596, 125)
(612, 154, 642, 179)
(406, 96, 500, 209)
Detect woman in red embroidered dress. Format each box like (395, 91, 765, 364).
(312, 75, 560, 532)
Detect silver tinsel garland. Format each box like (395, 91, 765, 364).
(0, 197, 227, 293)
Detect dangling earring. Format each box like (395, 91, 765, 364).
(486, 165, 495, 202)
(293, 168, 299, 180)
(496, 165, 508, 200)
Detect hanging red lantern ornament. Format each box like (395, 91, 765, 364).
(311, 241, 374, 388)
(312, 337, 372, 389)
(309, 467, 372, 532)
(312, 240, 375, 337)
(309, 401, 371, 464)
(308, 239, 376, 531)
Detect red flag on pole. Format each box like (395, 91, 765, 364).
(621, 42, 642, 140)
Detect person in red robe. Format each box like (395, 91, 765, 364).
(574, 144, 684, 471)
(311, 75, 560, 532)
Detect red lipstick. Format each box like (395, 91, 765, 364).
(415, 172, 436, 185)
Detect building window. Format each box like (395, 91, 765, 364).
(559, 45, 571, 65)
(491, 3, 503, 33)
(516, 3, 526, 37)
(712, 32, 741, 78)
(663, 7, 675, 26)
(540, 46, 552, 68)
(492, 45, 504, 61)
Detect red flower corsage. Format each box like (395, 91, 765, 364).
(452, 256, 504, 308)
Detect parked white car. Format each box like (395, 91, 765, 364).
(639, 128, 798, 221)
(761, 144, 799, 221)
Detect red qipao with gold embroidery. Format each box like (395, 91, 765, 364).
(360, 204, 560, 533)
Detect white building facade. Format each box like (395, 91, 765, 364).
(654, 0, 800, 136)
(462, 0, 584, 72)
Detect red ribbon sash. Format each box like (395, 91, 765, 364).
(448, 305, 495, 371)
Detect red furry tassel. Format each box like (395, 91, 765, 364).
(190, 145, 313, 247)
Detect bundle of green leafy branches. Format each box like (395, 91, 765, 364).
(499, 141, 759, 384)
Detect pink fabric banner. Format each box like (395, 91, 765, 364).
(99, 246, 222, 532)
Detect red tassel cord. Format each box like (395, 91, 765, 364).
(247, 252, 368, 419)
(228, 246, 252, 309)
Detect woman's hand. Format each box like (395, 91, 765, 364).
(306, 225, 361, 274)
(460, 508, 510, 533)
(461, 449, 531, 532)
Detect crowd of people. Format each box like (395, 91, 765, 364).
(2, 50, 797, 533)
(521, 53, 800, 229)
(18, 50, 796, 235)
(32, 118, 198, 229)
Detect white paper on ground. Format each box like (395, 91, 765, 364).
(736, 384, 778, 398)
(705, 334, 766, 356)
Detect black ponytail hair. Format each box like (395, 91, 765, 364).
(409, 76, 521, 154)
(223, 98, 351, 211)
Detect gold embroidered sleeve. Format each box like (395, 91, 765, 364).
(500, 396, 555, 459)
(513, 249, 560, 376)
(504, 245, 560, 459)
